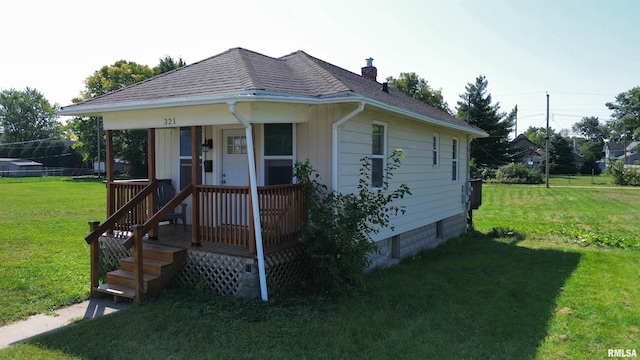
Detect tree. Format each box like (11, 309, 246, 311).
(0, 88, 62, 143)
(523, 126, 551, 148)
(386, 72, 451, 114)
(572, 116, 608, 141)
(154, 55, 186, 74)
(572, 116, 607, 166)
(544, 134, 576, 174)
(606, 87, 640, 140)
(456, 75, 514, 166)
(69, 57, 185, 175)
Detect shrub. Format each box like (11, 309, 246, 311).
(494, 163, 543, 184)
(606, 159, 640, 186)
(293, 149, 411, 295)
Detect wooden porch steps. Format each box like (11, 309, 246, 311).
(94, 243, 187, 302)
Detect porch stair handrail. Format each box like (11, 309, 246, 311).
(86, 180, 156, 301)
(126, 183, 193, 302)
(85, 181, 193, 303)
(85, 181, 157, 244)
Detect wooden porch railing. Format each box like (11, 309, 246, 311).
(110, 180, 150, 231)
(195, 183, 306, 253)
(86, 181, 307, 301)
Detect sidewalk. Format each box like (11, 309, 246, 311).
(0, 298, 128, 349)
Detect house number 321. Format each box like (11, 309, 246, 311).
(163, 117, 176, 125)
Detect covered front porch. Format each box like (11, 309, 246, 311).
(85, 122, 308, 302)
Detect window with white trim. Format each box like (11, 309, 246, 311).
(372, 122, 386, 188)
(264, 123, 294, 185)
(433, 133, 440, 167)
(452, 137, 459, 182)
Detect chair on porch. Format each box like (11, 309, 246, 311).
(156, 182, 188, 231)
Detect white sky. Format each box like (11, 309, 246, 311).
(2, 0, 638, 137)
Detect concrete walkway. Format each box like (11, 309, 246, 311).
(0, 298, 128, 349)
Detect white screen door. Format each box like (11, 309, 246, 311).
(221, 129, 249, 186)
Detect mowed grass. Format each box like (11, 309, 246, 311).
(476, 181, 640, 248)
(0, 178, 104, 325)
(0, 178, 639, 359)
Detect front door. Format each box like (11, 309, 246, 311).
(221, 129, 249, 186)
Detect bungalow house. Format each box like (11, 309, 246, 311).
(59, 48, 487, 302)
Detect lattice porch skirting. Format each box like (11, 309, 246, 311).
(98, 236, 309, 299)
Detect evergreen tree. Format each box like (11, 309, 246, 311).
(456, 75, 513, 166)
(545, 134, 577, 174)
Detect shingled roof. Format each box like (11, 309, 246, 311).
(60, 48, 485, 136)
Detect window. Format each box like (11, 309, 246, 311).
(227, 135, 247, 154)
(179, 127, 202, 190)
(372, 122, 386, 188)
(264, 123, 293, 185)
(433, 133, 439, 167)
(452, 137, 459, 182)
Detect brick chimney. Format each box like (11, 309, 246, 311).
(361, 57, 377, 82)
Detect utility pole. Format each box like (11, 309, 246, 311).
(624, 122, 628, 165)
(514, 104, 518, 138)
(545, 93, 550, 188)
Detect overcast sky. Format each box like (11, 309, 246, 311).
(2, 0, 638, 137)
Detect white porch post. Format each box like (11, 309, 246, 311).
(228, 102, 268, 301)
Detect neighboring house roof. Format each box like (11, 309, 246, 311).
(604, 141, 625, 151)
(509, 134, 544, 162)
(510, 134, 539, 151)
(0, 158, 43, 166)
(59, 48, 486, 137)
(626, 141, 639, 152)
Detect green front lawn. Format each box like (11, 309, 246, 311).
(0, 178, 638, 359)
(0, 178, 104, 325)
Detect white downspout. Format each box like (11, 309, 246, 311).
(228, 102, 268, 301)
(332, 102, 366, 191)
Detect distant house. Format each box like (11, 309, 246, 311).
(0, 158, 43, 177)
(509, 134, 544, 169)
(606, 141, 640, 165)
(604, 141, 625, 159)
(59, 48, 487, 302)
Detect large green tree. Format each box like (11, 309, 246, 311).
(572, 116, 607, 165)
(69, 56, 185, 175)
(0, 88, 62, 143)
(386, 72, 451, 114)
(456, 75, 514, 166)
(606, 86, 640, 140)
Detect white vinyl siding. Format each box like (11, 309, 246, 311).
(338, 111, 468, 242)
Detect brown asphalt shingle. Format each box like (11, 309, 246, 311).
(61, 47, 479, 133)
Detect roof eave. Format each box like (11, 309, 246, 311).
(58, 91, 488, 137)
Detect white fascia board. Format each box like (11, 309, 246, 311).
(58, 90, 487, 137)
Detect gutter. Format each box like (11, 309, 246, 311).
(332, 102, 366, 191)
(228, 102, 268, 301)
(59, 92, 487, 138)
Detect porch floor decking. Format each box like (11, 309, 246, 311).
(143, 223, 302, 258)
